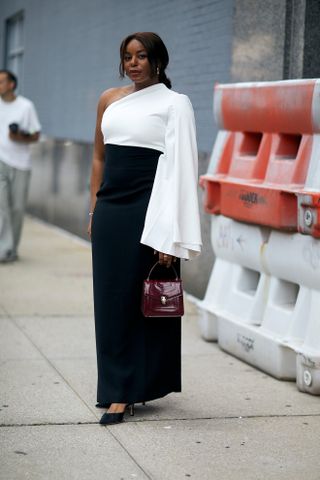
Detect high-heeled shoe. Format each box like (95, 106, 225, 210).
(99, 403, 135, 425)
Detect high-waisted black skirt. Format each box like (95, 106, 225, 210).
(91, 144, 181, 404)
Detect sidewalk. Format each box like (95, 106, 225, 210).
(0, 216, 319, 480)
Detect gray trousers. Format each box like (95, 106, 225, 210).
(0, 159, 31, 260)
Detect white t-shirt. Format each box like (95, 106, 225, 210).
(0, 95, 41, 170)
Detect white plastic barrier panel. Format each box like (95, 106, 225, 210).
(198, 215, 270, 340)
(265, 230, 320, 393)
(198, 216, 320, 393)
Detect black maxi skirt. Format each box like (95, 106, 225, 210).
(91, 144, 181, 405)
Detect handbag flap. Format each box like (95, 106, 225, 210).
(143, 280, 183, 300)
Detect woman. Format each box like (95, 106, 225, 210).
(88, 32, 202, 425)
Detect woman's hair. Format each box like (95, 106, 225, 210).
(119, 32, 172, 89)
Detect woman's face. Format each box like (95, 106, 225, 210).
(123, 39, 157, 88)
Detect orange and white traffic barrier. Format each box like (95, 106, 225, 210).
(199, 79, 320, 395)
(200, 79, 320, 237)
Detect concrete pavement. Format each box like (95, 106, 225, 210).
(0, 216, 319, 480)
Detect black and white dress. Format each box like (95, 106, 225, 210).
(91, 83, 201, 405)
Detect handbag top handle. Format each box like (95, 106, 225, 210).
(147, 261, 179, 281)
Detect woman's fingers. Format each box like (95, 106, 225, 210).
(158, 252, 173, 267)
(156, 251, 176, 267)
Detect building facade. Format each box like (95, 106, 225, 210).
(1, 0, 319, 297)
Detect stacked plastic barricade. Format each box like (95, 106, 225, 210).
(199, 79, 320, 395)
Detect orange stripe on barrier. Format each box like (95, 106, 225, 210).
(216, 80, 317, 134)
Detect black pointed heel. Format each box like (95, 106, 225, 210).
(99, 411, 125, 425)
(99, 403, 135, 425)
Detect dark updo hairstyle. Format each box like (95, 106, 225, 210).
(119, 32, 172, 89)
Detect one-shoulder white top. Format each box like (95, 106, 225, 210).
(101, 83, 202, 260)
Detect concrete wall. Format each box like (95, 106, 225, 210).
(230, 0, 288, 81)
(27, 139, 93, 238)
(230, 0, 320, 82)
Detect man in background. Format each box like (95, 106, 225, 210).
(0, 70, 41, 263)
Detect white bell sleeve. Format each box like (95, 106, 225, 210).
(140, 94, 202, 260)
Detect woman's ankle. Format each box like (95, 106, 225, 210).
(107, 403, 127, 413)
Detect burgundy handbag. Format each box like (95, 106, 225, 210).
(141, 261, 184, 317)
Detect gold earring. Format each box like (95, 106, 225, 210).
(157, 66, 160, 75)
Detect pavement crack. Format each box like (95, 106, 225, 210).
(0, 421, 99, 427)
(1, 412, 319, 428)
(103, 427, 153, 480)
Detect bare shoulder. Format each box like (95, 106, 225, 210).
(99, 85, 133, 110)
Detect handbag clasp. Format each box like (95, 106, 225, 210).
(160, 295, 167, 305)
